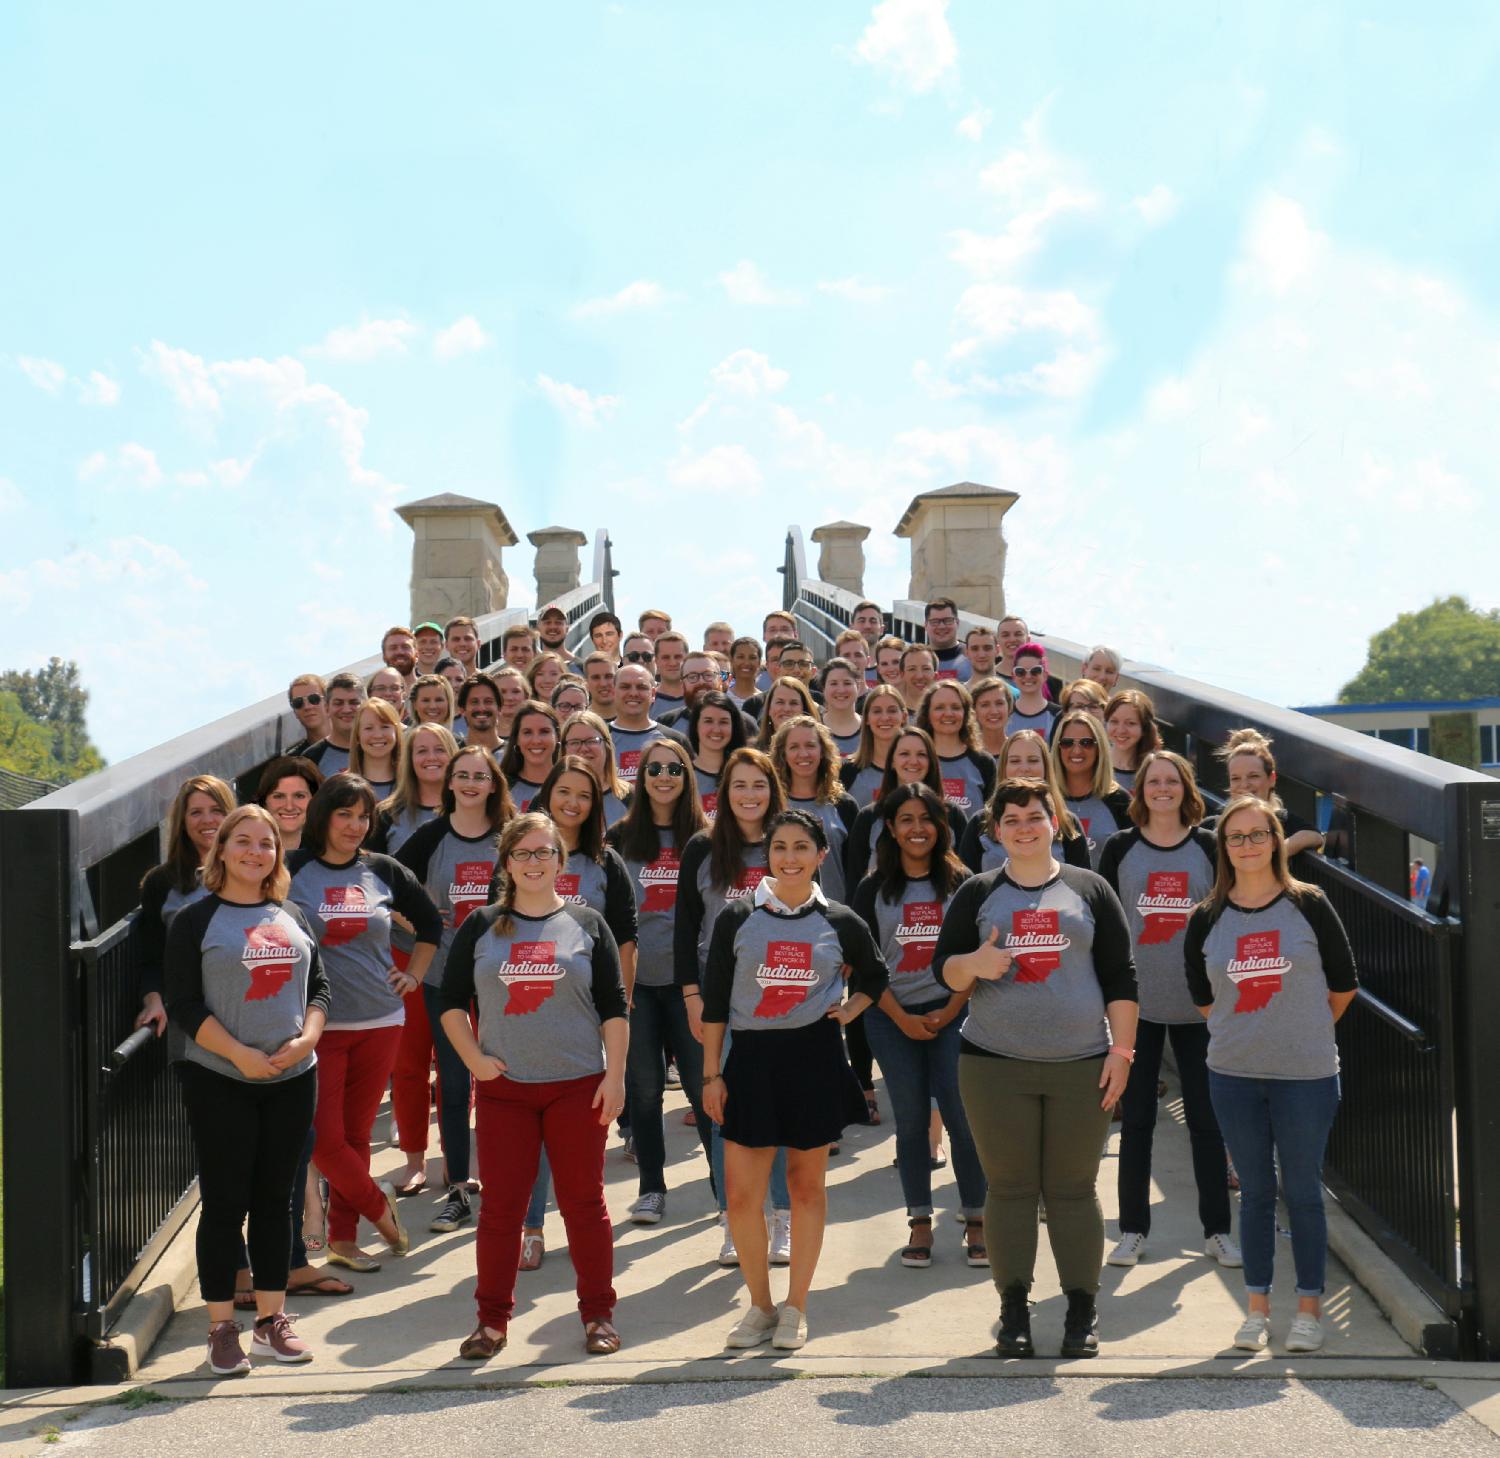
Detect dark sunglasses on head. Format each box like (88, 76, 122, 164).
(1059, 735, 1097, 750)
(644, 761, 686, 779)
(290, 693, 324, 710)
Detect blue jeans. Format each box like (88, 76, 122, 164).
(709, 1029, 788, 1212)
(864, 1002, 986, 1219)
(422, 982, 472, 1186)
(626, 983, 713, 1197)
(1118, 1020, 1230, 1238)
(1208, 1070, 1340, 1296)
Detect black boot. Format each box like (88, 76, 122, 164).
(995, 1283, 1033, 1357)
(1060, 1289, 1098, 1358)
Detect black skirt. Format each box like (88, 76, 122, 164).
(720, 1016, 869, 1150)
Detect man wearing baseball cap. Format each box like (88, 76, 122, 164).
(413, 621, 446, 675)
(536, 603, 577, 666)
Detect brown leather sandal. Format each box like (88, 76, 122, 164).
(584, 1319, 621, 1355)
(458, 1324, 507, 1361)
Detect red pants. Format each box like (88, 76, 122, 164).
(474, 1073, 614, 1330)
(390, 983, 435, 1155)
(314, 1025, 403, 1244)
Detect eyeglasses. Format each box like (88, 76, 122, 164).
(927, 616, 957, 627)
(508, 846, 560, 863)
(1058, 736, 1097, 750)
(564, 735, 606, 751)
(644, 762, 686, 779)
(623, 650, 655, 664)
(451, 771, 494, 784)
(1225, 829, 1272, 848)
(1014, 666, 1045, 678)
(682, 671, 718, 685)
(289, 694, 324, 709)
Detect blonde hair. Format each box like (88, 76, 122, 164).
(1050, 709, 1120, 801)
(560, 710, 630, 801)
(1059, 678, 1108, 714)
(1204, 794, 1314, 916)
(202, 805, 290, 901)
(755, 676, 818, 750)
(409, 673, 456, 728)
(991, 730, 1080, 840)
(770, 715, 843, 804)
(346, 697, 404, 781)
(381, 722, 458, 821)
(1216, 728, 1285, 812)
(490, 812, 568, 937)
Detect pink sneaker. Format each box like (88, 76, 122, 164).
(250, 1311, 313, 1364)
(207, 1320, 250, 1376)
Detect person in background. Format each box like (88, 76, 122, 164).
(410, 674, 456, 730)
(413, 622, 446, 677)
(536, 604, 575, 666)
(501, 625, 536, 674)
(1057, 678, 1109, 719)
(1052, 709, 1132, 871)
(703, 621, 735, 658)
(833, 629, 873, 688)
(619, 632, 655, 673)
(1186, 796, 1357, 1354)
(551, 677, 590, 722)
(436, 656, 469, 717)
(845, 726, 969, 893)
(456, 674, 503, 755)
(775, 643, 821, 701)
(287, 675, 330, 754)
(258, 757, 323, 855)
(652, 631, 692, 718)
(727, 637, 764, 709)
(526, 651, 566, 705)
(303, 674, 363, 777)
(1098, 751, 1238, 1274)
(660, 652, 755, 737)
(760, 610, 800, 686)
(445, 616, 481, 676)
(589, 610, 624, 664)
(959, 730, 1089, 875)
(900, 645, 937, 716)
(771, 717, 859, 905)
(165, 806, 330, 1373)
(1104, 689, 1162, 794)
(925, 598, 969, 682)
(366, 667, 408, 723)
(996, 616, 1029, 683)
(345, 698, 402, 801)
(935, 777, 1138, 1361)
(441, 813, 628, 1361)
(1410, 858, 1431, 906)
(639, 608, 672, 643)
(381, 627, 418, 693)
(964, 627, 999, 684)
(583, 651, 620, 721)
(134, 775, 237, 1037)
(916, 680, 996, 822)
(610, 663, 689, 786)
(687, 690, 748, 819)
(1210, 730, 1326, 858)
(1083, 645, 1122, 694)
(840, 683, 908, 806)
(1008, 644, 1057, 738)
(819, 658, 865, 755)
(498, 700, 561, 811)
(561, 711, 633, 826)
(490, 664, 530, 744)
(753, 676, 819, 752)
(874, 635, 907, 691)
(969, 677, 1012, 758)
(852, 600, 886, 655)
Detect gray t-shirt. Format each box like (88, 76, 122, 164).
(703, 895, 888, 1031)
(1184, 889, 1357, 1081)
(852, 873, 963, 1009)
(165, 897, 331, 1084)
(673, 832, 769, 984)
(394, 817, 501, 987)
(613, 832, 681, 986)
(441, 902, 627, 1083)
(937, 751, 995, 822)
(934, 865, 1137, 1061)
(1098, 827, 1216, 1025)
(610, 722, 689, 787)
(305, 739, 351, 777)
(787, 795, 858, 903)
(1065, 790, 1132, 871)
(693, 766, 721, 821)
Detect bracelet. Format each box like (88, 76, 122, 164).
(683, 991, 702, 1001)
(1109, 1045, 1135, 1062)
(701, 1072, 722, 1084)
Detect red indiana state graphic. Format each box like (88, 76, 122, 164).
(753, 940, 818, 1018)
(242, 924, 295, 1002)
(894, 901, 943, 974)
(1137, 871, 1192, 945)
(497, 941, 564, 1015)
(1007, 908, 1069, 983)
(318, 885, 371, 948)
(639, 848, 681, 912)
(1227, 931, 1291, 1013)
(450, 860, 495, 927)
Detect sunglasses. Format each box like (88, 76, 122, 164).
(1058, 736, 1097, 750)
(289, 693, 324, 710)
(623, 650, 655, 664)
(644, 761, 686, 779)
(1014, 666, 1045, 678)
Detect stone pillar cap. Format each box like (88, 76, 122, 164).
(894, 481, 1019, 537)
(395, 493, 519, 546)
(526, 525, 589, 546)
(811, 520, 871, 541)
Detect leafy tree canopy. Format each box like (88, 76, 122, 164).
(0, 658, 105, 783)
(1339, 596, 1500, 704)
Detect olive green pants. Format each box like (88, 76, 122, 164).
(959, 1052, 1112, 1295)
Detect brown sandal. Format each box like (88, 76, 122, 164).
(458, 1324, 507, 1361)
(584, 1319, 621, 1355)
(964, 1218, 988, 1268)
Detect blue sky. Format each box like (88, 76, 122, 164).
(3, 2, 1498, 762)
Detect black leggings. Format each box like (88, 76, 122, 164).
(181, 1062, 316, 1301)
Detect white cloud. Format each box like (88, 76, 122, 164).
(536, 373, 619, 428)
(956, 107, 991, 141)
(854, 0, 958, 94)
(306, 317, 420, 362)
(77, 442, 164, 489)
(18, 356, 66, 393)
(571, 280, 670, 319)
(669, 443, 762, 495)
(77, 370, 121, 406)
(1131, 184, 1179, 227)
(717, 259, 799, 306)
(997, 344, 1109, 399)
(709, 349, 789, 397)
(0, 476, 22, 512)
(1240, 192, 1327, 296)
(143, 340, 222, 415)
(953, 283, 1098, 341)
(432, 315, 491, 359)
(817, 277, 893, 303)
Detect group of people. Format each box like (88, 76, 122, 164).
(135, 595, 1354, 1373)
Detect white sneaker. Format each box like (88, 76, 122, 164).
(724, 1304, 777, 1348)
(630, 1192, 665, 1225)
(716, 1212, 739, 1267)
(1233, 1313, 1270, 1351)
(768, 1209, 792, 1265)
(1107, 1232, 1146, 1267)
(1204, 1233, 1243, 1268)
(1285, 1313, 1324, 1352)
(772, 1303, 807, 1350)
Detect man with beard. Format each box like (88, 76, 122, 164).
(457, 674, 503, 753)
(660, 652, 756, 735)
(382, 626, 419, 693)
(536, 603, 576, 667)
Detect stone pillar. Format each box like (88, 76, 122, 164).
(395, 493, 518, 626)
(527, 526, 588, 607)
(893, 481, 1019, 619)
(810, 521, 870, 595)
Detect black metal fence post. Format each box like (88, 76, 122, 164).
(0, 808, 84, 1385)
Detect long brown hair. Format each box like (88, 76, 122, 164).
(871, 783, 969, 901)
(1203, 794, 1314, 916)
(850, 683, 907, 770)
(754, 676, 818, 750)
(874, 725, 944, 804)
(498, 700, 561, 786)
(531, 755, 608, 862)
(1127, 749, 1205, 830)
(614, 737, 707, 863)
(709, 746, 785, 890)
(441, 744, 515, 827)
(154, 774, 236, 894)
(1104, 688, 1162, 769)
(489, 812, 566, 937)
(915, 679, 980, 752)
(770, 715, 843, 804)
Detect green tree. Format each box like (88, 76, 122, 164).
(1339, 596, 1500, 703)
(0, 658, 105, 782)
(0, 691, 60, 781)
